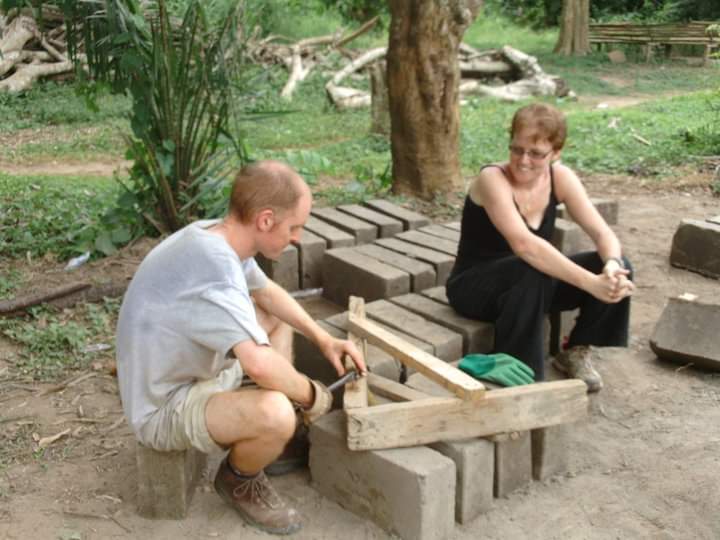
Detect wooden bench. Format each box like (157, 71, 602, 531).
(589, 21, 719, 63)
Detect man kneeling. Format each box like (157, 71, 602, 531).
(116, 160, 366, 535)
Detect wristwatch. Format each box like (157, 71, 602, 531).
(604, 256, 625, 269)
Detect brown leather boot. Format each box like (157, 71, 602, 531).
(553, 345, 603, 393)
(214, 459, 301, 535)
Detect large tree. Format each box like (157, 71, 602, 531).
(386, 0, 483, 199)
(554, 0, 590, 56)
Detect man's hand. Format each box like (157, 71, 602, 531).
(302, 378, 333, 425)
(319, 335, 367, 376)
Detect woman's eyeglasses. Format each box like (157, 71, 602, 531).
(508, 145, 553, 160)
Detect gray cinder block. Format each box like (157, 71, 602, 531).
(305, 215, 355, 248)
(390, 293, 494, 354)
(363, 199, 431, 230)
(532, 425, 570, 481)
(293, 229, 326, 289)
(309, 411, 456, 540)
(356, 244, 436, 292)
(311, 207, 378, 244)
(551, 218, 591, 256)
(649, 296, 720, 371)
(670, 218, 720, 279)
(397, 230, 458, 257)
(365, 299, 463, 362)
(375, 238, 455, 286)
(557, 198, 619, 225)
(136, 442, 206, 519)
(494, 431, 532, 498)
(256, 244, 299, 292)
(321, 248, 411, 306)
(337, 204, 404, 238)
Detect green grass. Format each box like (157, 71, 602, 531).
(0, 173, 118, 260)
(0, 299, 119, 381)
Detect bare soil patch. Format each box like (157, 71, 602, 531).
(1, 172, 719, 539)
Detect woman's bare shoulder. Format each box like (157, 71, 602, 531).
(469, 164, 509, 205)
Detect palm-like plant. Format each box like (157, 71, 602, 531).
(2, 0, 247, 242)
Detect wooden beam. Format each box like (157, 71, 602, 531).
(348, 313, 485, 402)
(366, 373, 430, 402)
(343, 296, 368, 409)
(346, 379, 588, 450)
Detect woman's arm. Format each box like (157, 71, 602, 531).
(475, 168, 627, 303)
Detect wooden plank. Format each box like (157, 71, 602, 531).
(343, 296, 368, 409)
(346, 380, 588, 450)
(366, 373, 430, 402)
(347, 313, 485, 402)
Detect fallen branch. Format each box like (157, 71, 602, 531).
(0, 282, 90, 315)
(325, 46, 386, 109)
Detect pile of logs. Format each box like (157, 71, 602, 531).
(0, 6, 77, 93)
(1, 8, 570, 104)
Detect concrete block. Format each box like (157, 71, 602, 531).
(397, 230, 458, 257)
(311, 207, 378, 244)
(256, 244, 299, 292)
(557, 198, 619, 225)
(532, 425, 570, 481)
(136, 442, 206, 519)
(294, 321, 402, 404)
(293, 229, 326, 289)
(649, 297, 720, 371)
(375, 238, 455, 285)
(430, 438, 495, 524)
(420, 286, 449, 304)
(494, 431, 532, 498)
(418, 224, 461, 243)
(390, 293, 494, 354)
(322, 248, 410, 306)
(670, 218, 720, 279)
(709, 215, 720, 226)
(363, 199, 431, 230)
(356, 244, 436, 292)
(366, 299, 463, 362)
(337, 204, 403, 238)
(442, 221, 461, 231)
(551, 217, 591, 255)
(305, 215, 355, 248)
(294, 321, 347, 386)
(309, 411, 456, 540)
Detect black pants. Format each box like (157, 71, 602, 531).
(446, 252, 632, 381)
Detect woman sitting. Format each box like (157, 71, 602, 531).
(446, 103, 634, 392)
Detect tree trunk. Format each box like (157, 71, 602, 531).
(554, 0, 590, 56)
(370, 61, 390, 136)
(387, 0, 482, 199)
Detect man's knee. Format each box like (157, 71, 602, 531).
(255, 390, 296, 440)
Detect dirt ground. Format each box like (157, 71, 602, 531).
(1, 169, 719, 540)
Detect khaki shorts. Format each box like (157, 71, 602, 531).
(140, 361, 245, 454)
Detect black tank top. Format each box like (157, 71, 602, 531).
(452, 165, 558, 274)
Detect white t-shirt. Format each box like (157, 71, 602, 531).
(116, 220, 269, 444)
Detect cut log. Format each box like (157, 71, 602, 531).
(325, 46, 386, 109)
(346, 379, 588, 450)
(0, 59, 73, 93)
(0, 282, 90, 315)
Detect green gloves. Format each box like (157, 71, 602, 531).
(458, 353, 535, 387)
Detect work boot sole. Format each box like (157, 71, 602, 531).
(215, 485, 301, 536)
(551, 358, 603, 393)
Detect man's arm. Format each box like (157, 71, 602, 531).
(233, 339, 314, 406)
(251, 280, 367, 375)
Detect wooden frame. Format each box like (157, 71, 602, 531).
(344, 297, 588, 451)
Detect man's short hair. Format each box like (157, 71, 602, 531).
(509, 103, 567, 150)
(228, 161, 304, 224)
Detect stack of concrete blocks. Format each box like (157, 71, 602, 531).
(669, 215, 720, 279)
(135, 442, 207, 519)
(256, 199, 430, 292)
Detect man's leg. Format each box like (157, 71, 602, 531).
(205, 388, 301, 534)
(256, 304, 293, 363)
